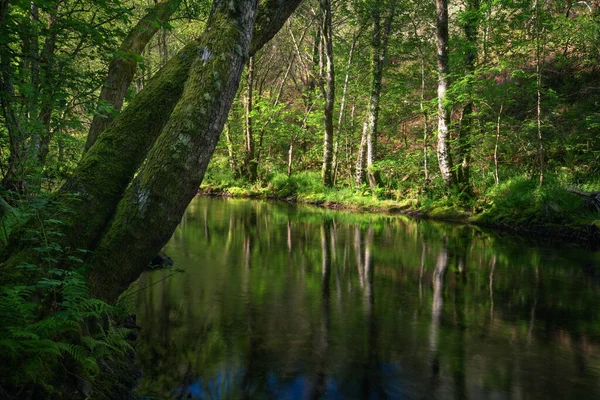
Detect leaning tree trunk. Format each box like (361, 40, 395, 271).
(0, 0, 304, 291)
(320, 0, 335, 187)
(436, 0, 454, 186)
(84, 0, 182, 152)
(88, 0, 258, 302)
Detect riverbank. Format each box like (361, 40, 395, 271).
(200, 173, 600, 244)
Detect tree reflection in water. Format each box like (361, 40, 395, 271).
(134, 197, 600, 399)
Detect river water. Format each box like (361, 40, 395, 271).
(134, 197, 600, 399)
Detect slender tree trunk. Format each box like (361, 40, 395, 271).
(159, 26, 169, 67)
(356, 4, 394, 187)
(494, 102, 503, 185)
(421, 55, 430, 183)
(366, 7, 394, 188)
(224, 122, 237, 175)
(412, 18, 430, 183)
(534, 0, 544, 185)
(319, 0, 335, 187)
(35, 31, 58, 167)
(333, 31, 358, 185)
(356, 122, 368, 185)
(287, 137, 294, 177)
(436, 0, 454, 186)
(28, 2, 40, 121)
(84, 0, 182, 152)
(33, 3, 60, 170)
(456, 0, 480, 188)
(244, 56, 258, 181)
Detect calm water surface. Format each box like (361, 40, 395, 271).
(135, 197, 600, 399)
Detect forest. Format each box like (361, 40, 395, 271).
(0, 0, 599, 398)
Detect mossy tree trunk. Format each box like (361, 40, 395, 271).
(356, 3, 394, 188)
(88, 0, 259, 302)
(84, 0, 182, 152)
(0, 0, 303, 297)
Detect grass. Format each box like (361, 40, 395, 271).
(201, 170, 600, 241)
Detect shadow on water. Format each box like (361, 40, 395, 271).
(134, 197, 600, 399)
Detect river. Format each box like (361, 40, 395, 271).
(134, 197, 600, 399)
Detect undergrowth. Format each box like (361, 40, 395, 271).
(202, 170, 600, 237)
(0, 193, 132, 399)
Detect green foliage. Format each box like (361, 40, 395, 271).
(474, 174, 590, 228)
(0, 196, 131, 396)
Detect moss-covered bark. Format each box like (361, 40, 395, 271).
(0, 40, 197, 284)
(84, 0, 182, 152)
(88, 0, 258, 302)
(1, 0, 304, 289)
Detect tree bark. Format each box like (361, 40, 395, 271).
(319, 0, 335, 187)
(0, 0, 304, 291)
(34, 7, 59, 168)
(224, 122, 237, 175)
(534, 0, 544, 186)
(244, 56, 258, 181)
(494, 102, 503, 185)
(436, 0, 454, 186)
(356, 3, 394, 187)
(456, 0, 480, 187)
(84, 0, 182, 152)
(88, 0, 258, 302)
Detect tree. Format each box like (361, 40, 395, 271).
(435, 0, 454, 186)
(0, 0, 304, 303)
(319, 0, 335, 187)
(456, 0, 480, 188)
(356, 0, 395, 187)
(84, 0, 183, 152)
(243, 56, 259, 181)
(0, 0, 131, 193)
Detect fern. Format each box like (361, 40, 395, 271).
(0, 195, 133, 396)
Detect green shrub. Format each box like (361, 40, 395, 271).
(475, 174, 586, 226)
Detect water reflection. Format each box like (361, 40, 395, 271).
(135, 197, 600, 399)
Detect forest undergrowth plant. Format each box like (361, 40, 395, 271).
(0, 194, 132, 398)
(474, 174, 590, 227)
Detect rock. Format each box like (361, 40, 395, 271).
(148, 253, 174, 270)
(123, 314, 141, 341)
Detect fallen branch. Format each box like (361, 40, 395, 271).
(567, 188, 600, 211)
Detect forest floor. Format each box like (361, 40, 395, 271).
(200, 173, 600, 244)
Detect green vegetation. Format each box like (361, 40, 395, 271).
(0, 0, 599, 397)
(201, 170, 600, 239)
(0, 196, 135, 399)
(201, 0, 600, 240)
